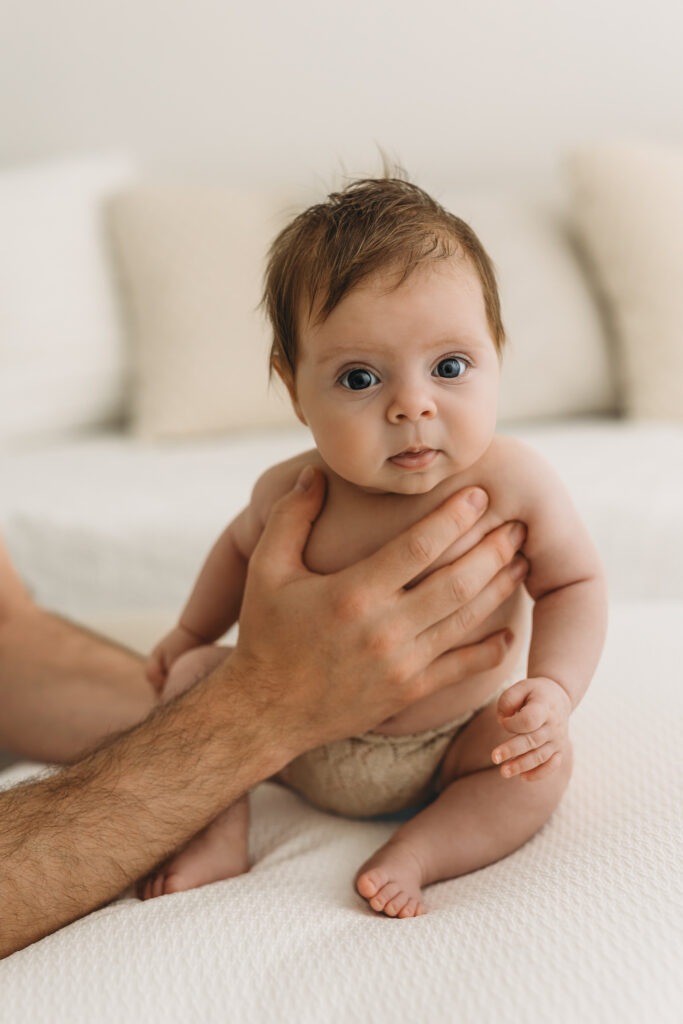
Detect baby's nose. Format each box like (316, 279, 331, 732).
(386, 387, 437, 423)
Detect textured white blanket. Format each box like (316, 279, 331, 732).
(1, 602, 682, 1023)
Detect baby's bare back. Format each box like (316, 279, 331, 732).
(297, 436, 532, 734)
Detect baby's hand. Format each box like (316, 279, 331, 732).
(490, 676, 571, 782)
(146, 624, 204, 695)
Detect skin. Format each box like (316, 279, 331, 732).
(144, 259, 606, 912)
(0, 537, 155, 762)
(0, 473, 527, 957)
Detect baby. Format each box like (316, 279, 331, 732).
(140, 173, 607, 918)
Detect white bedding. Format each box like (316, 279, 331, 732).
(2, 419, 683, 619)
(1, 602, 682, 1023)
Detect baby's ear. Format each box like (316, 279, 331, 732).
(272, 357, 307, 425)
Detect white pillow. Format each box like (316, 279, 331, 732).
(568, 142, 683, 420)
(0, 154, 135, 442)
(437, 189, 617, 422)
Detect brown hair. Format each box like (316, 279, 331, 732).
(262, 168, 505, 385)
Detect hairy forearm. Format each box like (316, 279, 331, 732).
(0, 607, 155, 761)
(0, 657, 283, 959)
(527, 573, 608, 709)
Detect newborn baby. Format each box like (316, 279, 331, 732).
(141, 173, 607, 918)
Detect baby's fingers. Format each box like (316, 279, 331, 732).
(495, 741, 558, 779)
(145, 655, 168, 694)
(496, 679, 529, 718)
(515, 750, 564, 782)
(497, 688, 547, 734)
(491, 726, 551, 768)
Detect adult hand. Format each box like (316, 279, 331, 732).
(0, 466, 527, 958)
(232, 465, 528, 759)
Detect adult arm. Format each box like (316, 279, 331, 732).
(0, 468, 527, 957)
(0, 537, 154, 762)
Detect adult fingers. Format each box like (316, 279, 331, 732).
(412, 557, 529, 672)
(416, 554, 528, 664)
(418, 629, 514, 693)
(249, 466, 327, 581)
(403, 521, 527, 638)
(348, 486, 490, 597)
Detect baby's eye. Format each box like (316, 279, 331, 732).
(338, 368, 380, 390)
(432, 357, 468, 380)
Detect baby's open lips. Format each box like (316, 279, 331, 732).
(388, 447, 441, 469)
(390, 445, 436, 458)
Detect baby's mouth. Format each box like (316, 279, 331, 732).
(388, 447, 439, 470)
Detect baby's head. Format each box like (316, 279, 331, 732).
(262, 173, 506, 495)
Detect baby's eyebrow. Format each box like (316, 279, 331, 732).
(314, 336, 488, 366)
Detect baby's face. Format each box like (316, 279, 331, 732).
(290, 258, 500, 495)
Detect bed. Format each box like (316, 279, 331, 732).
(1, 142, 682, 1021)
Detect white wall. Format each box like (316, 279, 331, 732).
(1, 0, 682, 190)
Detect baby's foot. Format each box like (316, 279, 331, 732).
(355, 839, 427, 918)
(139, 796, 249, 900)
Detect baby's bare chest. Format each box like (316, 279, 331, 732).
(300, 464, 530, 734)
(304, 479, 508, 584)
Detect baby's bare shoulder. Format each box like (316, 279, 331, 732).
(250, 449, 322, 524)
(231, 449, 321, 559)
(478, 434, 566, 518)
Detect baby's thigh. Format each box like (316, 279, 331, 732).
(163, 644, 234, 702)
(436, 701, 510, 788)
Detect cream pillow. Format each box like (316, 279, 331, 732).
(568, 142, 683, 420)
(110, 183, 615, 439)
(438, 189, 616, 422)
(109, 187, 299, 438)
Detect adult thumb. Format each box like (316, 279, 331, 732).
(253, 465, 327, 577)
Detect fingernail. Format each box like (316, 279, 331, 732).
(467, 487, 488, 511)
(510, 555, 529, 580)
(295, 465, 314, 491)
(509, 521, 526, 546)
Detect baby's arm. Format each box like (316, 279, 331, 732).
(147, 458, 306, 691)
(146, 512, 253, 691)
(489, 440, 608, 780)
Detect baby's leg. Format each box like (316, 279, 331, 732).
(161, 643, 232, 702)
(140, 645, 250, 899)
(355, 702, 572, 918)
(140, 793, 249, 899)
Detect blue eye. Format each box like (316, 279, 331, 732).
(433, 357, 468, 380)
(339, 368, 379, 390)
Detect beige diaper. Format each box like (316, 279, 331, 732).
(276, 683, 510, 818)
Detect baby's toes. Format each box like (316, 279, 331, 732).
(398, 897, 420, 918)
(369, 881, 403, 913)
(162, 872, 187, 895)
(138, 877, 153, 901)
(383, 890, 413, 918)
(147, 872, 166, 900)
(355, 868, 384, 901)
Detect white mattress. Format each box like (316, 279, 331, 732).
(1, 601, 681, 1023)
(1, 418, 683, 618)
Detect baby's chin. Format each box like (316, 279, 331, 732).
(340, 465, 458, 497)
